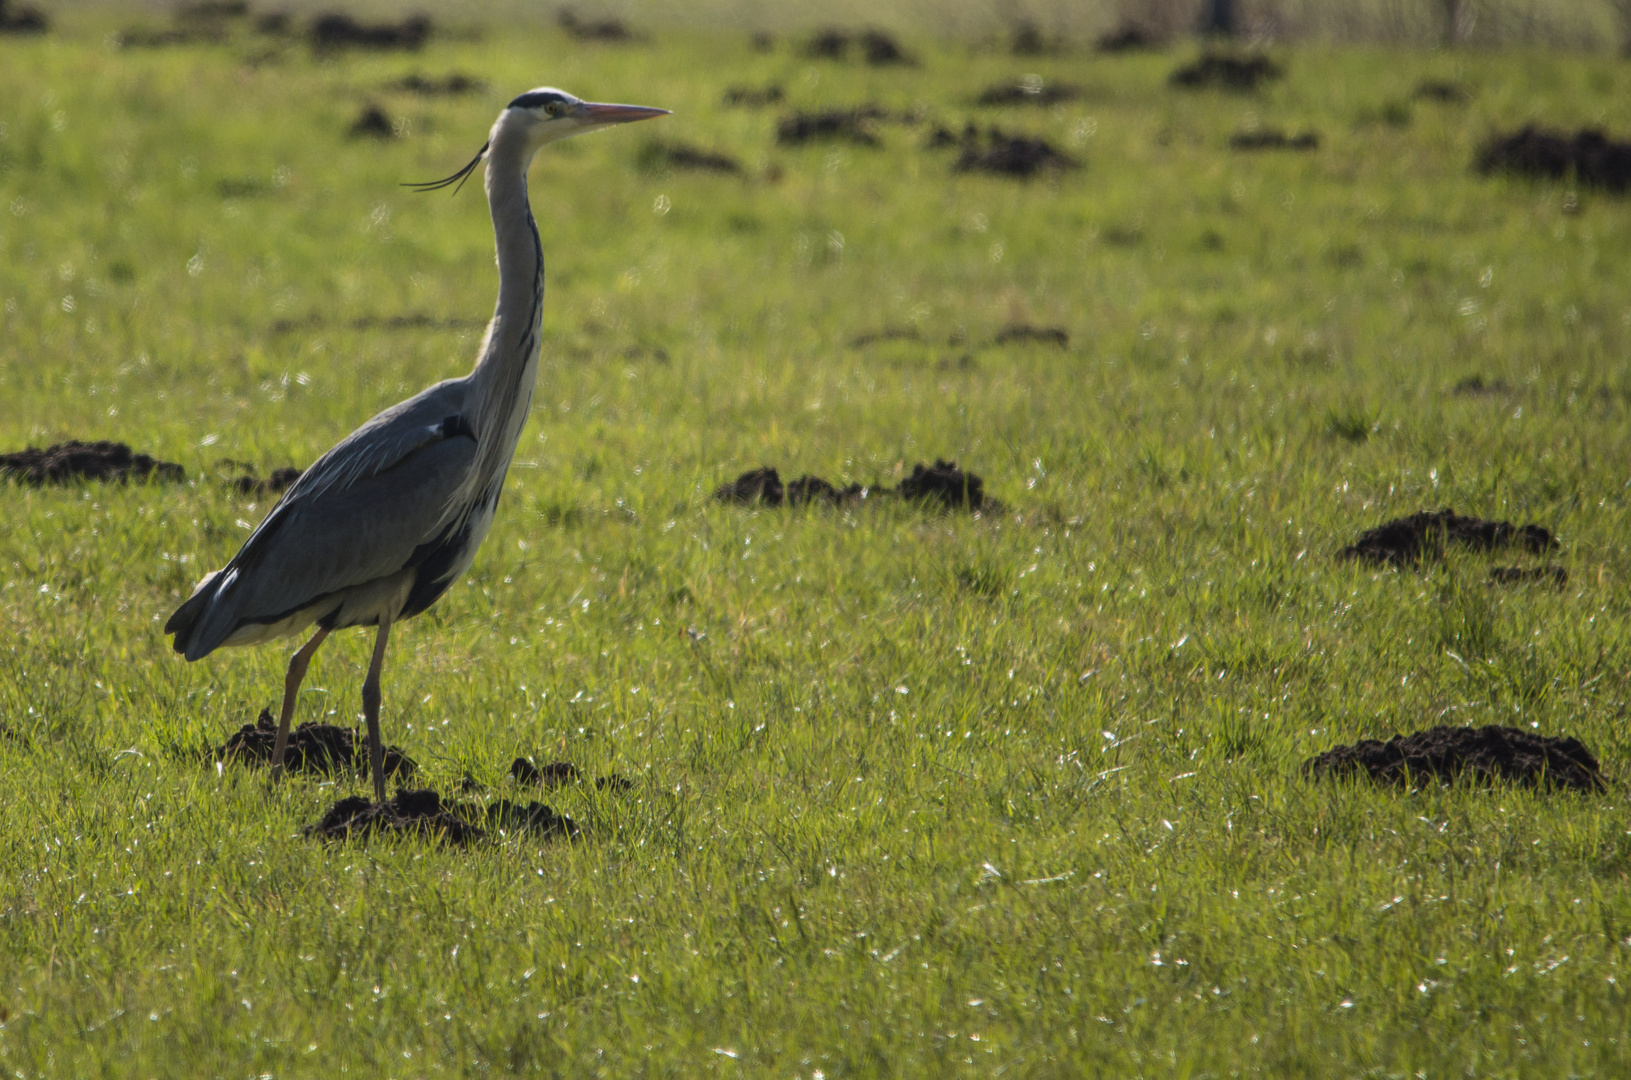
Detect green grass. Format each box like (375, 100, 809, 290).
(4, 15, 1631, 1077)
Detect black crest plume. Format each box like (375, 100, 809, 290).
(404, 141, 490, 194)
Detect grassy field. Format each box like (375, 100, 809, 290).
(4, 11, 1631, 1077)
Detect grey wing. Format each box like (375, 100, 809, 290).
(168, 378, 478, 659)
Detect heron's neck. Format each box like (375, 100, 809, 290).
(466, 139, 545, 490)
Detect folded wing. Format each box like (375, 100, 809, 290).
(167, 378, 478, 660)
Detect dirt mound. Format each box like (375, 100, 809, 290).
(638, 140, 742, 174)
(304, 788, 577, 844)
(0, 440, 184, 485)
(1229, 128, 1320, 151)
(308, 13, 431, 51)
(716, 459, 988, 512)
(777, 109, 882, 147)
(1010, 20, 1055, 55)
(1475, 126, 1631, 194)
(1304, 725, 1605, 792)
(306, 789, 480, 843)
(348, 105, 396, 139)
(1337, 509, 1557, 567)
(1414, 79, 1470, 103)
(557, 8, 634, 41)
(482, 799, 579, 836)
(269, 313, 484, 334)
(511, 757, 635, 791)
(714, 467, 864, 508)
(1170, 52, 1282, 91)
(850, 326, 924, 347)
(0, 0, 47, 34)
(994, 323, 1069, 347)
(803, 27, 913, 65)
(722, 84, 784, 107)
(388, 72, 485, 95)
(955, 130, 1078, 178)
(218, 708, 416, 779)
(219, 461, 301, 496)
(1096, 22, 1163, 52)
(1451, 375, 1510, 397)
(1490, 565, 1567, 587)
(976, 77, 1083, 107)
(899, 459, 986, 509)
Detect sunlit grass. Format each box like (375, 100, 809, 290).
(2, 17, 1631, 1077)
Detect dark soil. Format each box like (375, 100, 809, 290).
(309, 13, 431, 51)
(899, 459, 986, 509)
(0, 440, 184, 485)
(716, 466, 786, 505)
(1010, 20, 1052, 56)
(716, 459, 988, 512)
(388, 72, 485, 95)
(1414, 79, 1470, 103)
(722, 84, 784, 107)
(858, 29, 912, 65)
(803, 27, 913, 65)
(117, 26, 216, 47)
(1170, 52, 1282, 91)
(994, 323, 1069, 347)
(1097, 22, 1163, 52)
(776, 110, 882, 147)
(306, 789, 481, 843)
(349, 105, 396, 139)
(1303, 725, 1606, 792)
(511, 757, 635, 792)
(354, 313, 484, 331)
(850, 326, 924, 347)
(638, 140, 742, 174)
(557, 9, 634, 41)
(954, 130, 1078, 178)
(1490, 565, 1567, 587)
(304, 788, 578, 844)
(177, 1, 249, 19)
(714, 466, 866, 508)
(1229, 129, 1320, 151)
(219, 461, 302, 496)
(0, 0, 48, 33)
(1338, 509, 1557, 567)
(269, 313, 485, 335)
(483, 799, 579, 836)
(976, 78, 1083, 107)
(1452, 375, 1511, 397)
(218, 708, 416, 779)
(788, 474, 867, 507)
(1476, 126, 1631, 194)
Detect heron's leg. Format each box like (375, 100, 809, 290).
(362, 616, 393, 803)
(270, 626, 331, 785)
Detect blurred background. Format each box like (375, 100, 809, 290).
(24, 0, 1631, 50)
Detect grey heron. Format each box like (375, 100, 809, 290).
(165, 88, 667, 802)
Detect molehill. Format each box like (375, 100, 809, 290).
(1304, 726, 1606, 792)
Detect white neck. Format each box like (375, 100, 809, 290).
(464, 130, 545, 505)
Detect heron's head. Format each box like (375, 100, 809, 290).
(502, 87, 668, 147)
(407, 87, 667, 195)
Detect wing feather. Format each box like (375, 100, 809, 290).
(172, 377, 480, 658)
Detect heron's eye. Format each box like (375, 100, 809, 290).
(544, 102, 561, 116)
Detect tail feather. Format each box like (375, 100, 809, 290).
(164, 570, 223, 660)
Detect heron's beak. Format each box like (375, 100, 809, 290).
(575, 102, 670, 129)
